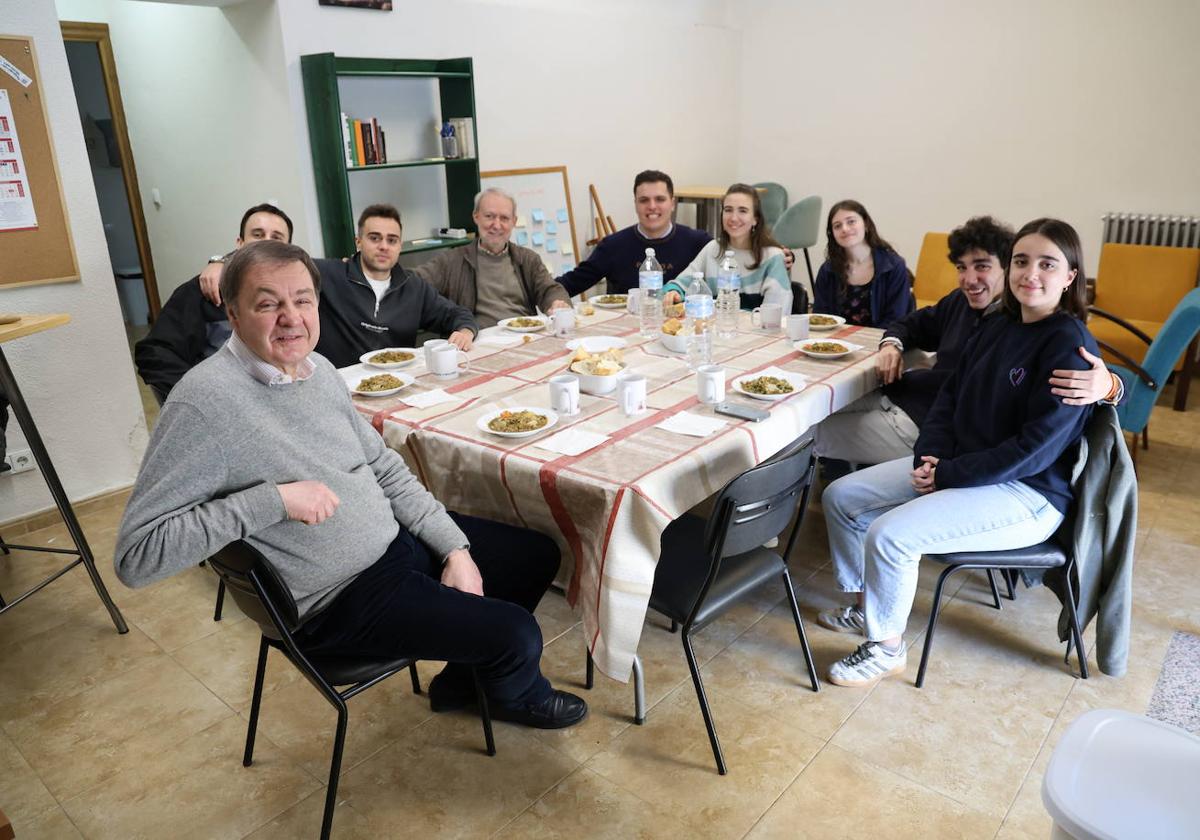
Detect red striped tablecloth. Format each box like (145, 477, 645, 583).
(350, 310, 883, 680)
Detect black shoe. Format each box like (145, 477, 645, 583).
(427, 670, 477, 713)
(492, 689, 588, 729)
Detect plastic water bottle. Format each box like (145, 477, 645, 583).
(638, 248, 663, 338)
(684, 271, 714, 369)
(716, 250, 741, 339)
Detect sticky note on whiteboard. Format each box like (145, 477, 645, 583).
(516, 230, 529, 246)
(531, 209, 545, 223)
(532, 231, 544, 246)
(516, 215, 527, 228)
(545, 237, 558, 253)
(557, 209, 569, 223)
(559, 241, 574, 256)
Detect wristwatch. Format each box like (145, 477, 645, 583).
(208, 254, 227, 264)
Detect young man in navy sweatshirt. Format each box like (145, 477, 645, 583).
(556, 170, 711, 297)
(812, 216, 1121, 469)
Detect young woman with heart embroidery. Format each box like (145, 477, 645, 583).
(818, 218, 1100, 688)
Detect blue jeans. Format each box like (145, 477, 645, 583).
(823, 458, 1064, 641)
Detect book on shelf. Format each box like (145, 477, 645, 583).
(342, 113, 388, 166)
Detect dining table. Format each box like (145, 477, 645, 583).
(346, 309, 884, 686)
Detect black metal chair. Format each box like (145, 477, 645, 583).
(207, 541, 496, 840)
(645, 438, 821, 775)
(916, 540, 1088, 689)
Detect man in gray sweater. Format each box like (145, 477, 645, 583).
(115, 240, 586, 729)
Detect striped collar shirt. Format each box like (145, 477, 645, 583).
(224, 331, 316, 386)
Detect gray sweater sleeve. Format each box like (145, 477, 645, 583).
(345, 396, 468, 559)
(114, 401, 287, 588)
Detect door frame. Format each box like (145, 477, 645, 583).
(60, 21, 161, 318)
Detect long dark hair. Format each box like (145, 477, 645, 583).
(823, 199, 896, 294)
(717, 183, 782, 269)
(1002, 218, 1089, 321)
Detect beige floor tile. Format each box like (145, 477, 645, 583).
(747, 743, 1000, 839)
(586, 683, 823, 838)
(0, 729, 58, 828)
(495, 766, 693, 840)
(59, 715, 319, 840)
(332, 711, 578, 838)
(243, 787, 376, 840)
(0, 619, 161, 727)
(239, 662, 436, 780)
(4, 654, 233, 801)
(169, 616, 303, 713)
(113, 564, 247, 653)
(535, 588, 581, 645)
(9, 806, 85, 840)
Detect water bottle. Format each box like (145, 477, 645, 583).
(684, 271, 714, 369)
(716, 250, 741, 339)
(638, 248, 663, 338)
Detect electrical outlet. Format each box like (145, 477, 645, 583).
(3, 449, 35, 474)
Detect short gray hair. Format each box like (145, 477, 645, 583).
(473, 187, 517, 216)
(221, 240, 320, 312)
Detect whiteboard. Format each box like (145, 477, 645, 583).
(480, 166, 579, 278)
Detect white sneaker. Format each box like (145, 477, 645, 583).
(828, 641, 907, 687)
(816, 605, 866, 635)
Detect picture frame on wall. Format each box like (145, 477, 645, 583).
(318, 0, 393, 9)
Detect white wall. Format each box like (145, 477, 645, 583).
(0, 1, 148, 523)
(55, 0, 309, 300)
(274, 0, 741, 256)
(734, 0, 1200, 273)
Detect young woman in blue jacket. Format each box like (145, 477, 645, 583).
(816, 218, 1099, 687)
(813, 199, 914, 326)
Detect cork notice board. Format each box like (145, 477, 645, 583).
(0, 34, 79, 288)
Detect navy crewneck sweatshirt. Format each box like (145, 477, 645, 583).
(914, 311, 1098, 514)
(556, 224, 711, 297)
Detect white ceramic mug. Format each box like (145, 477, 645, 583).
(422, 338, 449, 368)
(617, 373, 648, 417)
(429, 343, 469, 379)
(751, 303, 783, 330)
(552, 307, 576, 337)
(626, 287, 644, 314)
(548, 374, 580, 416)
(783, 313, 809, 341)
(696, 364, 725, 405)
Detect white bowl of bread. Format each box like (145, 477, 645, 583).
(568, 347, 627, 394)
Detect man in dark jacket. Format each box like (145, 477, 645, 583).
(134, 203, 292, 402)
(196, 204, 478, 368)
(415, 188, 571, 327)
(814, 215, 1121, 466)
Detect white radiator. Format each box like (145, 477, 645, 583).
(1101, 213, 1200, 247)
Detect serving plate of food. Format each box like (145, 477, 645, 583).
(476, 406, 559, 438)
(795, 339, 861, 360)
(805, 313, 846, 331)
(349, 371, 415, 397)
(359, 347, 419, 369)
(731, 371, 807, 401)
(590, 294, 628, 309)
(499, 316, 550, 333)
(568, 347, 627, 394)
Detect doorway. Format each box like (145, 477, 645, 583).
(60, 21, 159, 329)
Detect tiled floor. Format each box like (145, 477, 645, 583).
(1, 391, 1197, 839)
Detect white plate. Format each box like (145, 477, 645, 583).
(359, 347, 419, 369)
(349, 371, 415, 397)
(659, 331, 688, 354)
(476, 406, 559, 438)
(805, 313, 846, 331)
(565, 335, 629, 352)
(590, 295, 628, 309)
(499, 316, 550, 333)
(732, 372, 807, 401)
(795, 339, 860, 360)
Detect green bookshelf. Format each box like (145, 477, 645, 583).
(300, 53, 481, 258)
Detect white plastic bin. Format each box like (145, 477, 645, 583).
(1042, 708, 1200, 839)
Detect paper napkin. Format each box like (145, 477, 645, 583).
(655, 412, 728, 437)
(535, 427, 610, 456)
(399, 389, 460, 408)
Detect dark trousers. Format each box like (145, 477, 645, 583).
(295, 513, 559, 707)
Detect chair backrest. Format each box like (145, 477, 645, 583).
(207, 541, 301, 640)
(704, 438, 816, 561)
(1118, 288, 1200, 432)
(752, 181, 788, 228)
(773, 195, 822, 250)
(912, 232, 958, 306)
(1094, 243, 1200, 322)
